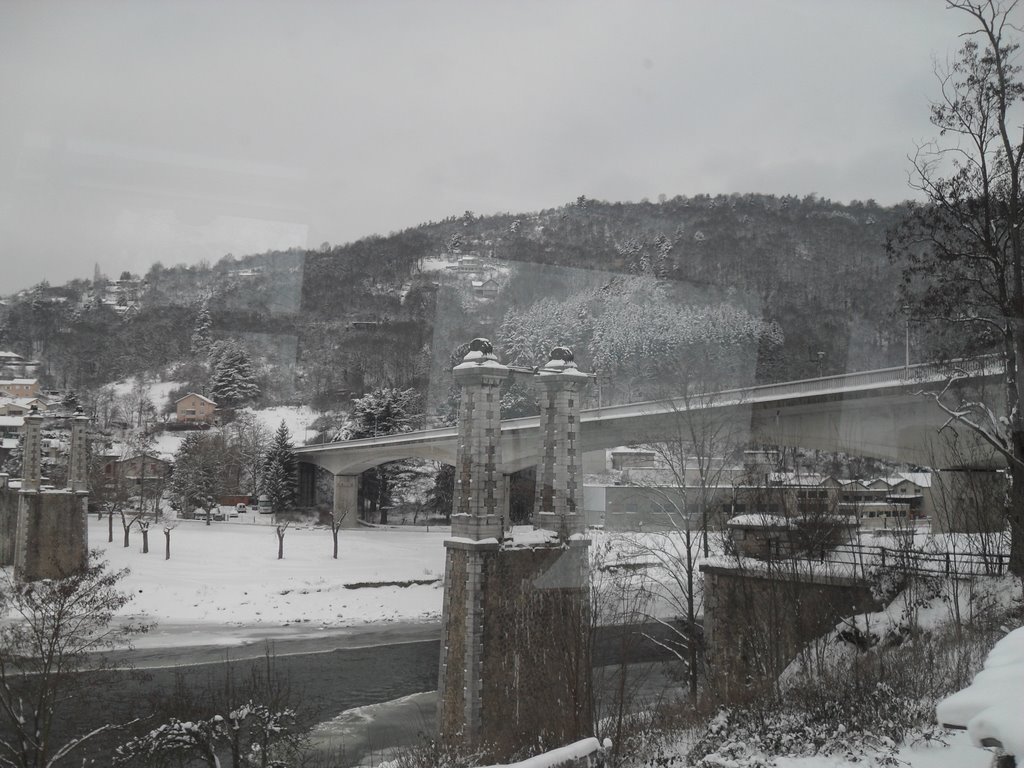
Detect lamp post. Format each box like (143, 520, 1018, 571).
(902, 304, 911, 375)
(808, 350, 824, 378)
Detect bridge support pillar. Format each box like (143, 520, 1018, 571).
(333, 474, 361, 529)
(13, 405, 89, 581)
(533, 348, 590, 538)
(450, 340, 509, 540)
(702, 563, 880, 698)
(439, 341, 592, 759)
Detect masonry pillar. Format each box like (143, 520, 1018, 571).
(533, 347, 590, 538)
(68, 407, 89, 493)
(333, 473, 361, 529)
(438, 338, 508, 749)
(0, 474, 16, 566)
(22, 405, 44, 491)
(450, 338, 509, 540)
(13, 405, 89, 581)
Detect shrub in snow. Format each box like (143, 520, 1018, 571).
(686, 682, 936, 767)
(114, 700, 299, 767)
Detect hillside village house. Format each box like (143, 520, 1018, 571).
(471, 278, 500, 299)
(103, 453, 172, 486)
(584, 448, 935, 532)
(0, 378, 40, 398)
(0, 396, 48, 417)
(175, 392, 217, 424)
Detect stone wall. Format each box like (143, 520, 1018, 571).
(0, 482, 17, 566)
(15, 491, 89, 581)
(702, 564, 880, 698)
(439, 540, 591, 760)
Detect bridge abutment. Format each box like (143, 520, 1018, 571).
(701, 562, 879, 698)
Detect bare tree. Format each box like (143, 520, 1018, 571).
(0, 555, 146, 767)
(225, 412, 270, 498)
(328, 506, 349, 560)
(120, 507, 143, 548)
(163, 522, 177, 561)
(138, 519, 150, 554)
(889, 0, 1024, 574)
(276, 522, 290, 560)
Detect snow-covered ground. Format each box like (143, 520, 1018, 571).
(89, 516, 447, 647)
(772, 730, 991, 768)
(237, 404, 321, 443)
(110, 376, 185, 406)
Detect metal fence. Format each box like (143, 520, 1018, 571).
(796, 542, 1009, 577)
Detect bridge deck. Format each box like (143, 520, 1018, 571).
(295, 357, 1002, 473)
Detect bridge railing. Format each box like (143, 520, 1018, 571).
(795, 542, 1008, 577)
(580, 355, 1002, 420)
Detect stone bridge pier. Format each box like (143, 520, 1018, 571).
(0, 406, 90, 581)
(438, 341, 592, 759)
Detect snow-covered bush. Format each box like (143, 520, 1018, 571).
(686, 681, 933, 768)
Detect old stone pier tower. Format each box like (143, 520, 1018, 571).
(0, 405, 89, 580)
(437, 340, 592, 758)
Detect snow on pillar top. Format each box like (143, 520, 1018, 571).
(537, 346, 590, 379)
(453, 337, 508, 373)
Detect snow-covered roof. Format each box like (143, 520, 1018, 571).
(768, 471, 825, 486)
(896, 471, 932, 488)
(937, 626, 1024, 756)
(0, 415, 24, 429)
(726, 514, 793, 528)
(175, 392, 216, 405)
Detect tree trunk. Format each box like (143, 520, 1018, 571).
(1009, 447, 1024, 576)
(108, 511, 114, 543)
(206, 509, 211, 526)
(122, 521, 130, 548)
(165, 530, 171, 560)
(141, 529, 149, 554)
(332, 528, 339, 559)
(277, 531, 285, 560)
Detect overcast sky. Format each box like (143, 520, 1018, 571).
(0, 1, 982, 293)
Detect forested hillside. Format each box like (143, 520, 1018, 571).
(0, 193, 925, 416)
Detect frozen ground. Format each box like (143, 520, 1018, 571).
(87, 516, 447, 648)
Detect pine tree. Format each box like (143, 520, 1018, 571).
(169, 432, 220, 516)
(190, 305, 212, 356)
(262, 421, 297, 516)
(349, 388, 421, 524)
(209, 341, 260, 411)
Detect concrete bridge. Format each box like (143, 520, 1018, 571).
(296, 357, 1003, 524)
